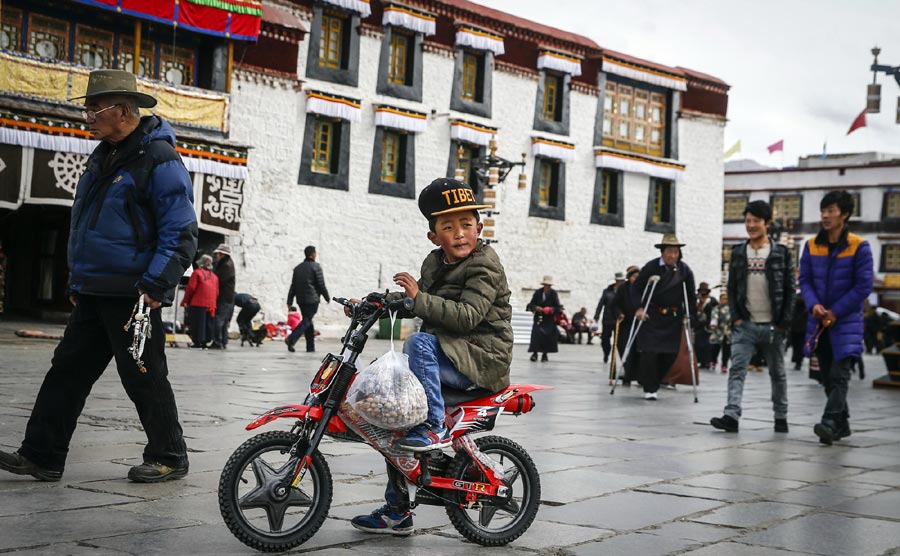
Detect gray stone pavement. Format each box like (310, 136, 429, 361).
(2, 319, 900, 556)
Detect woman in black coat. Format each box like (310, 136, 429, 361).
(632, 235, 697, 400)
(527, 276, 561, 362)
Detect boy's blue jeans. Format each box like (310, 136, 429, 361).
(402, 332, 474, 428)
(384, 332, 474, 509)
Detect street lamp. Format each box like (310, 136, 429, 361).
(867, 46, 900, 122)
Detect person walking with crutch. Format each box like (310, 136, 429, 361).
(610, 266, 641, 387)
(631, 234, 697, 400)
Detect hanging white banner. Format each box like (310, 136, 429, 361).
(318, 0, 371, 18)
(374, 106, 427, 134)
(450, 120, 496, 147)
(594, 149, 685, 182)
(537, 51, 582, 76)
(0, 126, 249, 179)
(382, 5, 436, 35)
(455, 27, 504, 56)
(532, 138, 575, 162)
(306, 92, 362, 123)
(602, 58, 687, 92)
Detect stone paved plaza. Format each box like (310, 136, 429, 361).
(2, 320, 900, 556)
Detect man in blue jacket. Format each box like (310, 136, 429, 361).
(0, 70, 198, 482)
(800, 190, 873, 445)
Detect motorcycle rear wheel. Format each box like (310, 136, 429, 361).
(444, 435, 541, 546)
(218, 431, 332, 552)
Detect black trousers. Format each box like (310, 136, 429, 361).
(790, 331, 805, 366)
(638, 351, 678, 393)
(815, 330, 851, 428)
(601, 321, 615, 357)
(19, 295, 188, 472)
(287, 302, 319, 351)
(236, 302, 261, 334)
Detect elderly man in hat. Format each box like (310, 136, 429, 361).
(632, 234, 697, 400)
(527, 276, 561, 362)
(595, 272, 625, 363)
(711, 200, 794, 434)
(0, 70, 197, 483)
(211, 243, 236, 349)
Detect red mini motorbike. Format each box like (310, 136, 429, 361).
(218, 292, 549, 552)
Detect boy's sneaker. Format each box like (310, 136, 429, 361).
(351, 504, 414, 536)
(397, 424, 450, 452)
(0, 450, 62, 482)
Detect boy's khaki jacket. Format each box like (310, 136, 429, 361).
(392, 240, 513, 392)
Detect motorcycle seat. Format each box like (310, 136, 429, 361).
(442, 385, 498, 406)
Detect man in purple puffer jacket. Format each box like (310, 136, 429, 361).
(799, 190, 873, 445)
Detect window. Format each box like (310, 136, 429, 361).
(447, 141, 485, 196)
(319, 12, 344, 69)
(724, 196, 749, 222)
(591, 169, 624, 227)
(118, 36, 155, 78)
(369, 128, 415, 198)
(160, 44, 195, 86)
(1, 7, 23, 52)
(75, 25, 114, 69)
(461, 51, 480, 101)
(388, 32, 409, 85)
(299, 114, 350, 191)
(542, 72, 562, 121)
(602, 80, 667, 157)
(771, 194, 802, 221)
(27, 14, 69, 61)
(882, 244, 900, 272)
(529, 157, 566, 221)
(311, 118, 335, 174)
(645, 178, 675, 233)
(850, 192, 861, 218)
(885, 192, 900, 219)
(306, 7, 360, 86)
(451, 49, 492, 118)
(377, 27, 423, 101)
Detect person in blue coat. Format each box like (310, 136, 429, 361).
(0, 70, 197, 482)
(799, 190, 874, 445)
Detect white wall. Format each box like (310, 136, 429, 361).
(226, 8, 727, 331)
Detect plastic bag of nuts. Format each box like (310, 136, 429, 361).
(346, 349, 427, 430)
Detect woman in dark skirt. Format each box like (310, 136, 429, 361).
(527, 276, 561, 362)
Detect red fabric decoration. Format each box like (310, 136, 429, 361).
(767, 140, 784, 154)
(847, 109, 867, 135)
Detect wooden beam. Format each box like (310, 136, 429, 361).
(133, 20, 141, 75)
(225, 41, 234, 93)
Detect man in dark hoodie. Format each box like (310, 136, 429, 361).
(286, 245, 330, 353)
(0, 70, 197, 483)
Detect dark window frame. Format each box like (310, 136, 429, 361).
(883, 191, 900, 220)
(769, 192, 803, 225)
(369, 126, 416, 199)
(446, 140, 486, 201)
(533, 70, 570, 135)
(376, 25, 424, 102)
(595, 74, 677, 160)
(724, 195, 750, 223)
(305, 5, 360, 87)
(298, 113, 351, 191)
(645, 177, 676, 233)
(590, 168, 624, 227)
(529, 156, 566, 221)
(450, 47, 492, 118)
(881, 243, 900, 272)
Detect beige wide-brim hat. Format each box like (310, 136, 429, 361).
(213, 243, 232, 256)
(540, 275, 553, 286)
(654, 233, 686, 249)
(70, 69, 157, 108)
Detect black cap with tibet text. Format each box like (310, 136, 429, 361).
(418, 178, 493, 218)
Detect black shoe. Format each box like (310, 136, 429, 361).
(774, 418, 789, 433)
(710, 415, 739, 432)
(541, 353, 549, 362)
(208, 342, 223, 350)
(814, 423, 834, 445)
(285, 339, 295, 353)
(530, 353, 538, 362)
(833, 422, 852, 441)
(128, 461, 189, 483)
(603, 355, 609, 363)
(0, 450, 62, 482)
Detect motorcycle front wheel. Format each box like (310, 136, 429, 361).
(444, 435, 541, 546)
(218, 431, 332, 552)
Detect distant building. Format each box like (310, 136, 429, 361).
(724, 152, 900, 306)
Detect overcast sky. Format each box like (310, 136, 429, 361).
(481, 0, 900, 166)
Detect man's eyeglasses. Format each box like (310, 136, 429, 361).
(81, 104, 120, 121)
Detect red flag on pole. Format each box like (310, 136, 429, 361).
(847, 109, 867, 135)
(767, 140, 784, 154)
